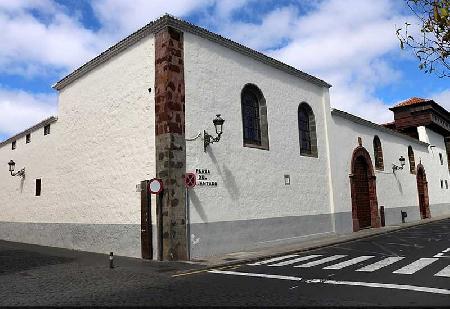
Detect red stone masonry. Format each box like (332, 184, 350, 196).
(154, 26, 187, 261)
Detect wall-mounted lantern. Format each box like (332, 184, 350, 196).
(8, 160, 25, 178)
(204, 114, 225, 152)
(392, 156, 406, 172)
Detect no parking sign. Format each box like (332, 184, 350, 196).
(184, 173, 196, 188)
(148, 178, 163, 194)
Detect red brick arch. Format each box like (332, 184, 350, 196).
(349, 146, 381, 232)
(416, 163, 431, 219)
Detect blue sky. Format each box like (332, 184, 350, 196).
(0, 0, 449, 142)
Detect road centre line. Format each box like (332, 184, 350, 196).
(208, 270, 303, 281)
(208, 270, 450, 295)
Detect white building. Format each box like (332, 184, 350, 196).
(1, 15, 449, 260)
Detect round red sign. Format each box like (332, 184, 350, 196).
(148, 178, 163, 194)
(184, 173, 197, 188)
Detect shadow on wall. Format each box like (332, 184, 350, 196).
(393, 172, 403, 195)
(189, 190, 208, 222)
(20, 177, 25, 193)
(207, 148, 240, 199)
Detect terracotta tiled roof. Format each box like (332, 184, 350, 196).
(394, 97, 431, 108)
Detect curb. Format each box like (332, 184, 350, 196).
(173, 216, 449, 276)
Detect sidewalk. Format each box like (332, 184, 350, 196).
(181, 215, 450, 272)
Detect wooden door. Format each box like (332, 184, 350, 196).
(354, 156, 371, 229)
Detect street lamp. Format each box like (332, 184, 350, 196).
(392, 156, 406, 172)
(204, 114, 225, 152)
(8, 160, 25, 178)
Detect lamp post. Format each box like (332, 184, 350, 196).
(204, 114, 225, 152)
(8, 160, 25, 178)
(392, 156, 406, 172)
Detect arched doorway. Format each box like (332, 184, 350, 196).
(416, 164, 430, 219)
(350, 146, 381, 231)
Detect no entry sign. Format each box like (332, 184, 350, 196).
(184, 173, 196, 188)
(148, 178, 163, 194)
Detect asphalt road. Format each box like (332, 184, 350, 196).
(0, 219, 449, 306)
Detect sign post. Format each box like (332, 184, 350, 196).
(184, 173, 196, 261)
(147, 178, 163, 260)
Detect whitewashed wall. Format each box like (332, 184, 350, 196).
(183, 32, 334, 257)
(0, 35, 156, 257)
(419, 127, 450, 212)
(329, 112, 450, 233)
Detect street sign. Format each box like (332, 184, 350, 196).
(184, 173, 196, 188)
(148, 178, 163, 194)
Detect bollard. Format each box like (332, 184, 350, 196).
(109, 252, 114, 269)
(380, 206, 385, 227)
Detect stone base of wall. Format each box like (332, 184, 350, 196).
(0, 222, 141, 258)
(384, 205, 421, 225)
(334, 203, 450, 235)
(189, 214, 334, 259)
(430, 203, 450, 217)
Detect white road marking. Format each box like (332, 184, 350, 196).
(323, 256, 374, 270)
(294, 255, 347, 268)
(393, 258, 439, 275)
(443, 248, 450, 253)
(269, 255, 322, 267)
(247, 255, 298, 266)
(208, 270, 450, 295)
(208, 270, 302, 281)
(356, 257, 405, 272)
(305, 279, 450, 295)
(434, 265, 450, 278)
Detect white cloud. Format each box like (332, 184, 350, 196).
(0, 0, 442, 137)
(91, 0, 213, 37)
(0, 0, 215, 139)
(0, 87, 57, 138)
(211, 0, 415, 124)
(430, 89, 450, 111)
(0, 2, 103, 77)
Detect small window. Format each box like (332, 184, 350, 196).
(36, 179, 41, 196)
(26, 134, 31, 144)
(373, 136, 384, 170)
(446, 180, 449, 189)
(12, 141, 16, 150)
(44, 124, 51, 135)
(439, 153, 443, 165)
(408, 146, 415, 174)
(441, 180, 444, 189)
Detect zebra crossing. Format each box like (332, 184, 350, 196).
(247, 253, 450, 278)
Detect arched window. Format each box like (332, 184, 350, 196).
(241, 84, 269, 150)
(373, 136, 384, 170)
(408, 146, 416, 174)
(298, 103, 317, 157)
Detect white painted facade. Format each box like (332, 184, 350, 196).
(329, 112, 449, 232)
(184, 32, 332, 222)
(0, 35, 156, 257)
(0, 16, 448, 259)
